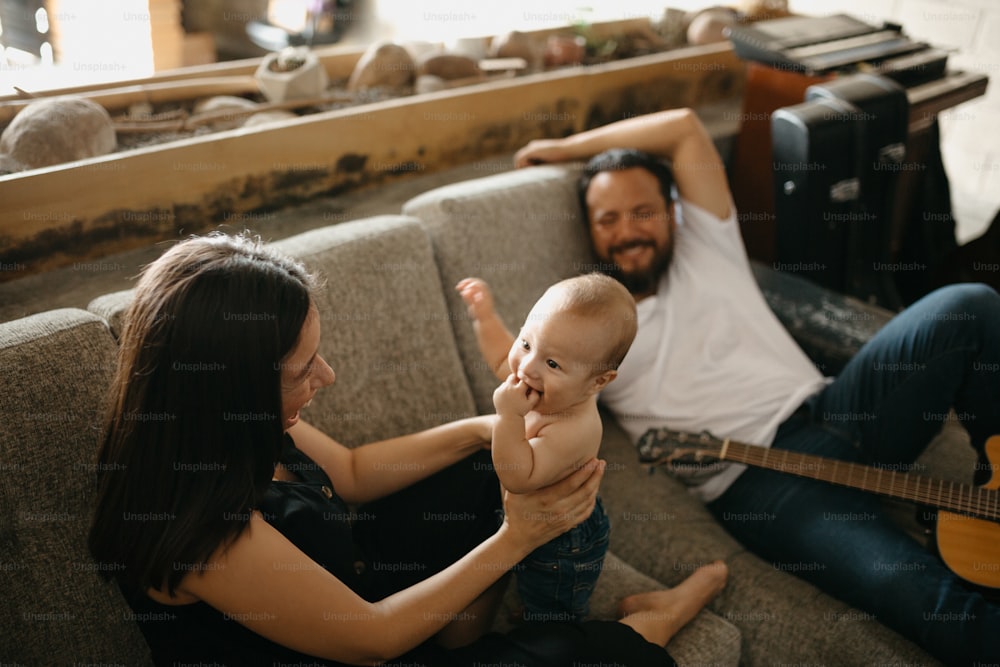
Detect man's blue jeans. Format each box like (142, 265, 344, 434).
(708, 283, 1000, 665)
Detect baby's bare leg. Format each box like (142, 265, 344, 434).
(617, 560, 728, 647)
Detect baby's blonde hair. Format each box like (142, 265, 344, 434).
(544, 273, 638, 371)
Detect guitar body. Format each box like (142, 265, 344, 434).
(936, 512, 1000, 588)
(935, 436, 1000, 588)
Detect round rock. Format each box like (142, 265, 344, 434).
(347, 42, 416, 92)
(0, 96, 116, 170)
(0, 153, 25, 175)
(242, 110, 299, 128)
(490, 31, 541, 71)
(417, 54, 481, 81)
(193, 95, 260, 130)
(686, 7, 737, 45)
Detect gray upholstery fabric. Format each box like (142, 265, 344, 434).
(86, 289, 132, 339)
(402, 164, 595, 415)
(0, 309, 152, 666)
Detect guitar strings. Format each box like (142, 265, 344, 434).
(727, 444, 1000, 521)
(658, 430, 999, 520)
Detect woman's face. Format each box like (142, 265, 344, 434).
(280, 308, 335, 430)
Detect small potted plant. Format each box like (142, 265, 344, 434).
(255, 46, 329, 102)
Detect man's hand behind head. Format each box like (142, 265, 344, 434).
(514, 139, 577, 169)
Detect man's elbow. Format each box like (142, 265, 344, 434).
(675, 107, 705, 134)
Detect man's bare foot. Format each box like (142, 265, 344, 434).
(617, 560, 728, 647)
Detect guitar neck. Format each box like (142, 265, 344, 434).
(720, 440, 1000, 522)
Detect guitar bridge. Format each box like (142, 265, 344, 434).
(637, 427, 731, 487)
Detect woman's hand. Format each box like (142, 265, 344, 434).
(500, 458, 605, 551)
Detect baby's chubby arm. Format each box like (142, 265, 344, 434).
(492, 375, 600, 494)
(456, 277, 514, 379)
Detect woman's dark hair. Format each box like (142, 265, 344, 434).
(88, 233, 317, 596)
(577, 148, 675, 222)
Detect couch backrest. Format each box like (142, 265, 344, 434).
(267, 215, 478, 445)
(402, 164, 597, 413)
(86, 288, 131, 339)
(0, 309, 152, 666)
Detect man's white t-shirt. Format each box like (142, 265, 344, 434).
(598, 197, 830, 502)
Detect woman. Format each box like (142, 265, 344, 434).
(89, 233, 726, 666)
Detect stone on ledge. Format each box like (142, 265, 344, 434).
(0, 96, 116, 170)
(347, 41, 416, 92)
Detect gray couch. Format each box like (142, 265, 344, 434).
(2, 164, 971, 665)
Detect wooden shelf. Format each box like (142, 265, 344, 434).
(0, 39, 746, 280)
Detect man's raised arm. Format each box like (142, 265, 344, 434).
(513, 108, 732, 220)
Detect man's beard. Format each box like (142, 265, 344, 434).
(601, 239, 674, 296)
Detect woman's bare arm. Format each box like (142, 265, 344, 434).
(287, 417, 494, 505)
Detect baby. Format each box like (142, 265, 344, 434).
(457, 273, 637, 622)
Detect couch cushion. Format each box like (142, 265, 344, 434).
(87, 289, 132, 339)
(0, 308, 152, 665)
(403, 164, 596, 414)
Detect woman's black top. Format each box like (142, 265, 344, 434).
(125, 438, 674, 667)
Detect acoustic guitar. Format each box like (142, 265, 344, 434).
(637, 427, 1000, 589)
